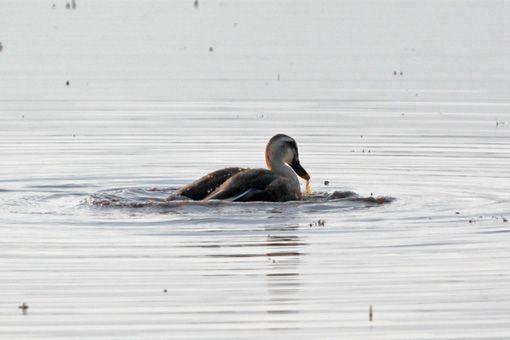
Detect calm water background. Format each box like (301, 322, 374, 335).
(1, 1, 510, 339)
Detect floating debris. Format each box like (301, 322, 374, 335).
(194, 0, 199, 8)
(465, 215, 508, 224)
(369, 305, 373, 322)
(324, 180, 330, 186)
(163, 289, 167, 293)
(277, 73, 280, 81)
(71, 0, 77, 10)
(309, 219, 325, 227)
(0, 42, 3, 52)
(18, 303, 29, 314)
(209, 47, 213, 52)
(65, 2, 70, 9)
(66, 80, 70, 86)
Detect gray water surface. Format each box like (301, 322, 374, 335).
(1, 102, 509, 339)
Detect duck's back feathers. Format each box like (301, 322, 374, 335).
(177, 167, 245, 200)
(205, 169, 301, 202)
(205, 169, 273, 201)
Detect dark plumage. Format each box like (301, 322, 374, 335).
(176, 167, 244, 200)
(205, 169, 299, 202)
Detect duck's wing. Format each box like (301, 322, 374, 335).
(205, 169, 276, 201)
(177, 167, 245, 200)
(231, 177, 300, 202)
(230, 188, 272, 202)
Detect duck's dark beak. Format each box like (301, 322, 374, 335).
(289, 159, 310, 180)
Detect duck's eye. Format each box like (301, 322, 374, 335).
(285, 140, 297, 150)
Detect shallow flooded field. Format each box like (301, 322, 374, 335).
(1, 1, 510, 339)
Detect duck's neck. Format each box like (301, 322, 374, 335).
(269, 160, 300, 189)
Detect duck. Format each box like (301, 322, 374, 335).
(177, 134, 310, 202)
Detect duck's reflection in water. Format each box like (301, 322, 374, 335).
(179, 228, 307, 330)
(264, 234, 305, 320)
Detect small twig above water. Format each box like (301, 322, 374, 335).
(309, 219, 325, 227)
(18, 303, 29, 314)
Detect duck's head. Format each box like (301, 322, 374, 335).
(265, 134, 310, 180)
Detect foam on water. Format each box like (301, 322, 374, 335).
(85, 187, 393, 211)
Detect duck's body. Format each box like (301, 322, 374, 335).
(206, 168, 301, 202)
(176, 134, 310, 202)
(177, 167, 245, 200)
